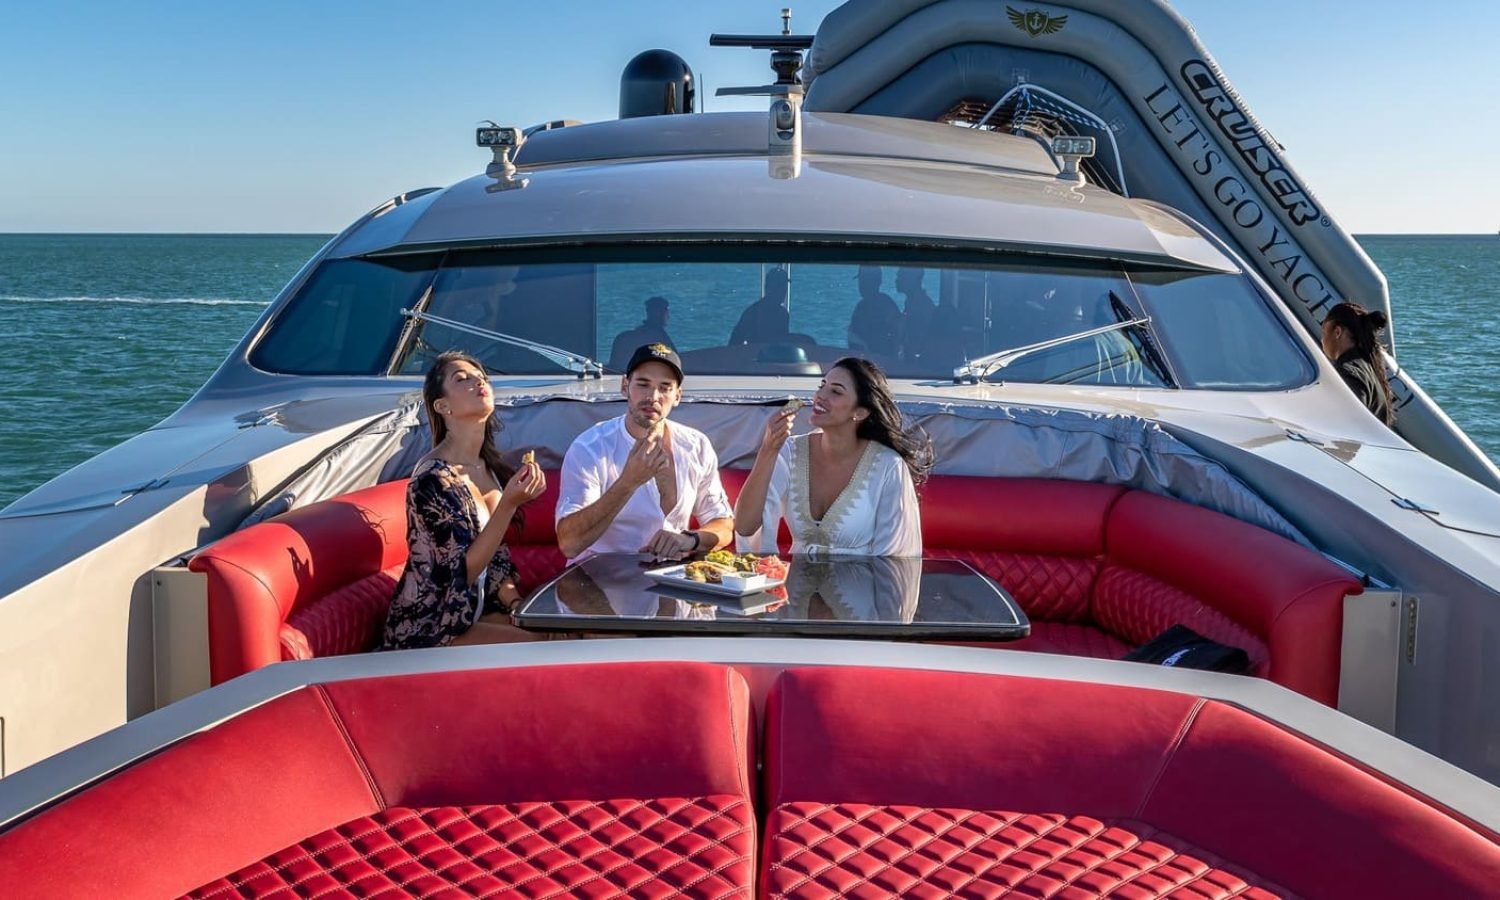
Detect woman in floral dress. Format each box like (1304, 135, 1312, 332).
(381, 351, 548, 649)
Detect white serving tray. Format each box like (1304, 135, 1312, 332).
(644, 564, 785, 597)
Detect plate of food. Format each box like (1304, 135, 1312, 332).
(645, 552, 788, 597)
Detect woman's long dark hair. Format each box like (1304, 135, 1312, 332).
(1324, 302, 1395, 423)
(833, 356, 933, 485)
(423, 350, 516, 489)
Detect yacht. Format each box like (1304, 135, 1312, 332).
(2, 1, 1498, 893)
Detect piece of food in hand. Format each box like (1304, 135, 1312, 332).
(784, 398, 804, 413)
(521, 449, 536, 466)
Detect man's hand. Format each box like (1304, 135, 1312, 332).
(654, 425, 678, 514)
(641, 528, 696, 561)
(621, 428, 669, 489)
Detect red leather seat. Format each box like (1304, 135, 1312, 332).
(192, 468, 1359, 704)
(760, 666, 1500, 898)
(191, 474, 568, 684)
(915, 477, 1359, 705)
(190, 480, 410, 685)
(0, 662, 756, 899)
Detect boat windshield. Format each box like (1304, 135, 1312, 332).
(249, 249, 1312, 389)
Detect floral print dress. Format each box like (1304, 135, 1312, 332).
(381, 458, 520, 650)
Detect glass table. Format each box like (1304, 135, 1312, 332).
(514, 553, 1029, 640)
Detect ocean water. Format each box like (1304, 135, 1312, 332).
(0, 233, 1496, 509)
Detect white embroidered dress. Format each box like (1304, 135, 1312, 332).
(743, 433, 922, 558)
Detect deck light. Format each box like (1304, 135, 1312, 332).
(477, 123, 525, 176)
(1051, 135, 1096, 183)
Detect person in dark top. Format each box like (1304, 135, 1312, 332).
(848, 265, 901, 356)
(926, 290, 966, 369)
(896, 267, 936, 363)
(729, 268, 791, 345)
(1321, 302, 1395, 426)
(609, 296, 675, 372)
(382, 351, 549, 650)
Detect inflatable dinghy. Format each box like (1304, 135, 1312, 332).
(803, 0, 1500, 488)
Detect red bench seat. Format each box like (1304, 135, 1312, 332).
(192, 471, 1359, 705)
(2, 661, 1495, 897)
(761, 666, 1500, 898)
(0, 662, 755, 899)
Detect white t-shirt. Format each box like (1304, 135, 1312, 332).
(556, 417, 734, 564)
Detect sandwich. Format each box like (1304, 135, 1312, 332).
(784, 398, 804, 413)
(521, 449, 536, 466)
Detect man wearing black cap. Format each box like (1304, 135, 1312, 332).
(555, 343, 734, 563)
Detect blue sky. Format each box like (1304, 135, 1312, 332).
(2, 1, 1496, 234)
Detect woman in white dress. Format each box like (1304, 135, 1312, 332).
(735, 357, 930, 557)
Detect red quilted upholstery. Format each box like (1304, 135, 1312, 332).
(0, 662, 756, 899)
(939, 550, 1097, 621)
(280, 565, 403, 661)
(191, 471, 570, 682)
(186, 798, 753, 899)
(1093, 565, 1269, 675)
(511, 544, 569, 593)
(762, 666, 1500, 899)
(763, 802, 1287, 899)
(1105, 491, 1359, 705)
(191, 465, 1361, 703)
(0, 687, 382, 899)
(190, 479, 409, 684)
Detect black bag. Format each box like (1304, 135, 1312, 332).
(1123, 624, 1251, 674)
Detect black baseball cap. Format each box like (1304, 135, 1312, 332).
(625, 342, 684, 383)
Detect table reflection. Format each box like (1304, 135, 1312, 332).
(516, 554, 1027, 640)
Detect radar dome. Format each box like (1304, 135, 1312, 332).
(619, 49, 695, 119)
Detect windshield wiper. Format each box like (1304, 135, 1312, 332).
(400, 308, 606, 379)
(1107, 290, 1178, 388)
(951, 316, 1152, 384)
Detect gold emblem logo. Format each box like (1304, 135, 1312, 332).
(1007, 6, 1068, 37)
(649, 343, 672, 356)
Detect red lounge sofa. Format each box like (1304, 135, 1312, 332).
(759, 665, 1500, 898)
(1, 661, 1495, 898)
(191, 471, 1359, 704)
(189, 477, 567, 685)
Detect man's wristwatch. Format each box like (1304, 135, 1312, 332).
(681, 530, 702, 552)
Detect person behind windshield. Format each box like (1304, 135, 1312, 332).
(735, 357, 929, 556)
(1321, 302, 1395, 426)
(382, 351, 548, 650)
(728, 268, 791, 345)
(556, 343, 735, 563)
(609, 296, 676, 372)
(896, 267, 936, 364)
(848, 265, 901, 356)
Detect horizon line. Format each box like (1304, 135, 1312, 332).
(2, 231, 1495, 239)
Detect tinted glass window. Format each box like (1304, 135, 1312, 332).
(394, 258, 1176, 385)
(399, 262, 596, 376)
(250, 256, 436, 375)
(257, 248, 1310, 390)
(1129, 271, 1313, 389)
